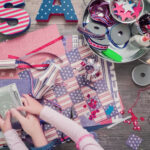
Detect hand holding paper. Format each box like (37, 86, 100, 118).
(0, 111, 12, 133)
(18, 94, 43, 115)
(10, 109, 47, 147)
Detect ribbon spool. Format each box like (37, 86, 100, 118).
(109, 24, 131, 45)
(86, 22, 109, 50)
(85, 22, 106, 37)
(132, 64, 150, 86)
(78, 22, 106, 39)
(87, 38, 109, 50)
(90, 36, 109, 46)
(139, 13, 150, 34)
(89, 0, 115, 27)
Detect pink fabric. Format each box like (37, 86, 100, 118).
(76, 134, 94, 149)
(4, 129, 28, 150)
(4, 106, 104, 150)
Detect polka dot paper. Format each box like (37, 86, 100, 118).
(126, 134, 142, 150)
(66, 49, 81, 64)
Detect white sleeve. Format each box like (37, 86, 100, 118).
(4, 129, 28, 150)
(40, 106, 104, 150)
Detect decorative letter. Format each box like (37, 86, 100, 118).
(0, 0, 30, 36)
(36, 0, 78, 22)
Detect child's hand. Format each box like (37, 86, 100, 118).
(10, 109, 48, 147)
(11, 108, 41, 136)
(17, 94, 43, 115)
(0, 111, 12, 133)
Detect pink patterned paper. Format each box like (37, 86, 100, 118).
(0, 25, 65, 79)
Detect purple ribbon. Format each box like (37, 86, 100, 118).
(89, 0, 115, 27)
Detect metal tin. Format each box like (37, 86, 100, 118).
(82, 0, 150, 63)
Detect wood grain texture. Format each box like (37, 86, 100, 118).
(0, 0, 150, 149)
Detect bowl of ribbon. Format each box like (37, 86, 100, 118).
(78, 0, 149, 63)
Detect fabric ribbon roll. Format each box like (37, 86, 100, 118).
(89, 0, 115, 27)
(31, 62, 61, 99)
(77, 26, 105, 39)
(87, 38, 108, 50)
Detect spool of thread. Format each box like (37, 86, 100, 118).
(129, 35, 150, 48)
(102, 48, 122, 62)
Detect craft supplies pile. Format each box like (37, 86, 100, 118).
(0, 27, 124, 148)
(78, 0, 150, 63)
(0, 0, 149, 149)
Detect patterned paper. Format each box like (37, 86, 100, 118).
(126, 134, 142, 150)
(0, 35, 123, 147)
(0, 0, 30, 36)
(31, 36, 123, 143)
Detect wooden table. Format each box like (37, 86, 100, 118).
(0, 0, 150, 149)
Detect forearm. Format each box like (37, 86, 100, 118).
(31, 129, 48, 148)
(40, 106, 103, 150)
(4, 129, 28, 150)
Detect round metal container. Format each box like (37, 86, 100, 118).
(82, 0, 150, 63)
(109, 0, 144, 24)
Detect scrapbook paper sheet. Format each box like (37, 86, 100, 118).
(0, 35, 124, 147)
(0, 25, 65, 79)
(32, 35, 124, 143)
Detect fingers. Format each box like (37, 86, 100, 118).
(17, 106, 28, 112)
(5, 111, 11, 122)
(23, 94, 31, 100)
(0, 116, 4, 127)
(10, 108, 25, 123)
(21, 97, 28, 106)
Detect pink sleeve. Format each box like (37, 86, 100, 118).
(40, 106, 104, 150)
(4, 129, 28, 150)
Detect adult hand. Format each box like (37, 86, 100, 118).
(0, 111, 12, 133)
(10, 109, 47, 147)
(17, 94, 43, 116)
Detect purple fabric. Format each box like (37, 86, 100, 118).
(0, 79, 31, 96)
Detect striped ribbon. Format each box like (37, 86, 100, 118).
(10, 36, 63, 100)
(85, 24, 129, 50)
(28, 62, 61, 100)
(89, 1, 115, 27)
(32, 63, 60, 99)
(87, 38, 108, 50)
(77, 26, 105, 39)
